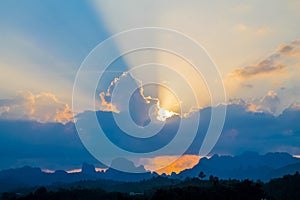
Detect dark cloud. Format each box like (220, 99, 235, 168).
(210, 103, 300, 155)
(0, 120, 102, 170)
(1, 89, 299, 170)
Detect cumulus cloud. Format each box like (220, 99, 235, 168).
(97, 72, 162, 126)
(0, 91, 72, 123)
(230, 38, 300, 79)
(259, 91, 280, 114)
(98, 71, 159, 114)
(229, 90, 281, 115)
(98, 72, 129, 113)
(99, 92, 120, 113)
(98, 72, 194, 122)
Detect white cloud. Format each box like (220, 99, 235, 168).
(230, 90, 282, 115)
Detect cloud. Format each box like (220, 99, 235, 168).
(209, 103, 300, 155)
(241, 83, 253, 88)
(230, 90, 281, 115)
(231, 56, 285, 79)
(98, 72, 195, 122)
(97, 72, 128, 113)
(98, 72, 177, 124)
(97, 72, 158, 127)
(287, 102, 300, 111)
(230, 38, 300, 79)
(99, 92, 120, 113)
(235, 23, 269, 36)
(140, 155, 200, 175)
(277, 39, 300, 56)
(1, 100, 300, 171)
(0, 119, 101, 170)
(0, 91, 72, 123)
(98, 72, 152, 114)
(259, 91, 280, 114)
(94, 77, 300, 160)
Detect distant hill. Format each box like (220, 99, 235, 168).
(0, 162, 155, 193)
(176, 152, 300, 181)
(1, 152, 300, 193)
(265, 163, 300, 180)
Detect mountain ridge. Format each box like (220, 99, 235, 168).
(1, 152, 300, 193)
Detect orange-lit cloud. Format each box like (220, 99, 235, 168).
(231, 58, 285, 79)
(246, 103, 262, 113)
(99, 92, 120, 113)
(66, 167, 107, 174)
(0, 91, 72, 123)
(97, 73, 129, 113)
(41, 169, 55, 173)
(230, 38, 300, 80)
(288, 103, 300, 111)
(141, 155, 200, 175)
(277, 39, 300, 57)
(66, 168, 82, 173)
(234, 23, 269, 36)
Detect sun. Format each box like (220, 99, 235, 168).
(156, 102, 177, 121)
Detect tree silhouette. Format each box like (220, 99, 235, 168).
(198, 171, 206, 180)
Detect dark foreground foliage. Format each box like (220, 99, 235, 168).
(1, 172, 300, 200)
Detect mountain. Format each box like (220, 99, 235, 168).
(265, 163, 300, 180)
(0, 162, 155, 193)
(176, 152, 300, 181)
(1, 152, 300, 193)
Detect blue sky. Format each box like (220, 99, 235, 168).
(0, 0, 300, 173)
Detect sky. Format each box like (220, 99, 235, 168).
(0, 0, 300, 174)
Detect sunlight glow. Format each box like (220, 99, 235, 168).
(156, 102, 177, 121)
(140, 155, 201, 175)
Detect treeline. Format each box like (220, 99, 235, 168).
(1, 172, 300, 200)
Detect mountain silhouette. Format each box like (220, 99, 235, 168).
(176, 152, 300, 181)
(0, 159, 154, 193)
(0, 152, 299, 193)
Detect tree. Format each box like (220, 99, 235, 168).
(198, 171, 206, 180)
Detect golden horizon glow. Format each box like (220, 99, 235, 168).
(66, 167, 107, 173)
(141, 155, 201, 175)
